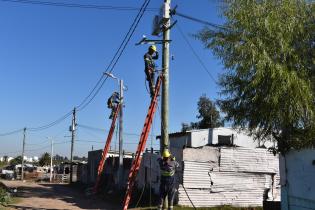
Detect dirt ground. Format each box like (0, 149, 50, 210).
(1, 180, 120, 210)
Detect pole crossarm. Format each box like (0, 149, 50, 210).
(135, 37, 172, 45)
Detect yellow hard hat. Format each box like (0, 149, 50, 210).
(162, 150, 171, 158)
(149, 45, 157, 52)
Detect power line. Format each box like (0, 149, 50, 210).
(77, 0, 151, 112)
(77, 124, 140, 136)
(174, 11, 227, 30)
(0, 128, 24, 137)
(0, 112, 71, 135)
(0, 0, 158, 12)
(28, 110, 73, 132)
(76, 139, 158, 145)
(176, 23, 217, 83)
(0, 0, 151, 134)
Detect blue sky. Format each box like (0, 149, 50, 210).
(0, 0, 224, 158)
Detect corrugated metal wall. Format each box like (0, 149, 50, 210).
(280, 149, 315, 210)
(178, 146, 280, 207)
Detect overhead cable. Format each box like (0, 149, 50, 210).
(0, 0, 158, 12)
(77, 124, 140, 136)
(0, 0, 151, 133)
(174, 11, 227, 30)
(0, 128, 24, 137)
(28, 110, 73, 132)
(77, 0, 151, 112)
(176, 23, 217, 83)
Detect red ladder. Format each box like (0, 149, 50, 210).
(122, 75, 162, 210)
(93, 104, 121, 193)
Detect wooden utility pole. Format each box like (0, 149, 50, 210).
(21, 127, 26, 180)
(70, 108, 76, 183)
(161, 0, 171, 153)
(118, 79, 124, 188)
(50, 138, 53, 182)
(161, 1, 171, 209)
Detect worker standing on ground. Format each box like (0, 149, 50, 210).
(144, 45, 159, 97)
(107, 92, 120, 119)
(157, 150, 179, 210)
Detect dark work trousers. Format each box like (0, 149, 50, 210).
(108, 104, 117, 119)
(158, 178, 176, 210)
(145, 69, 155, 98)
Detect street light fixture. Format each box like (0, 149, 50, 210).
(104, 72, 118, 80)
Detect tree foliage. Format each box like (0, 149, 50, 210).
(9, 156, 22, 165)
(182, 95, 223, 131)
(39, 152, 51, 167)
(196, 0, 315, 153)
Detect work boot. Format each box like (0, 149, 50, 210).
(109, 111, 114, 119)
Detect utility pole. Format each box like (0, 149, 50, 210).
(21, 127, 26, 181)
(161, 0, 171, 153)
(70, 108, 76, 183)
(118, 79, 124, 189)
(50, 139, 53, 182)
(161, 1, 171, 209)
(104, 72, 125, 189)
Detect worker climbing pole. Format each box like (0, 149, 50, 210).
(144, 45, 159, 98)
(122, 74, 162, 210)
(121, 1, 172, 209)
(93, 103, 121, 193)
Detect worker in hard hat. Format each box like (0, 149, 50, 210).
(107, 92, 120, 119)
(157, 149, 179, 210)
(144, 45, 159, 98)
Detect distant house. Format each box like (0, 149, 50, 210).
(0, 156, 13, 162)
(87, 149, 134, 184)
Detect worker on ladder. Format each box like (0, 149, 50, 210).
(144, 45, 159, 98)
(107, 92, 120, 119)
(157, 149, 179, 210)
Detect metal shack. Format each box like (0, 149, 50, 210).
(280, 149, 315, 210)
(137, 127, 280, 208)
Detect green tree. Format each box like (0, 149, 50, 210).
(9, 156, 22, 165)
(182, 95, 223, 131)
(197, 95, 224, 128)
(39, 153, 51, 167)
(2, 156, 8, 163)
(196, 0, 315, 153)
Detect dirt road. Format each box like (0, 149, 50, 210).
(1, 180, 120, 210)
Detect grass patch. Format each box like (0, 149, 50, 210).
(0, 187, 12, 206)
(0, 183, 20, 209)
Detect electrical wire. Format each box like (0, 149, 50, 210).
(0, 0, 151, 134)
(0, 0, 158, 12)
(77, 0, 151, 112)
(28, 110, 73, 132)
(0, 128, 24, 137)
(76, 139, 158, 145)
(174, 11, 227, 30)
(77, 124, 140, 136)
(176, 23, 217, 83)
